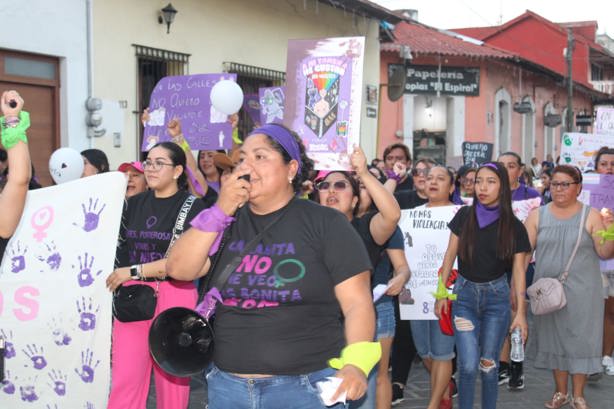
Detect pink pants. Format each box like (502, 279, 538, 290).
(107, 279, 197, 409)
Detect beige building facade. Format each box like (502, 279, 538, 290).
(92, 0, 399, 167)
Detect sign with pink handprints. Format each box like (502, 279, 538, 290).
(0, 172, 126, 408)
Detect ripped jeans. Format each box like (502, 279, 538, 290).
(452, 275, 510, 409)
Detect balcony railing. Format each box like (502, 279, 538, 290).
(591, 80, 614, 95)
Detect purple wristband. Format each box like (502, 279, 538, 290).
(190, 204, 235, 255)
(385, 169, 402, 182)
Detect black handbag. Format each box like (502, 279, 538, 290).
(112, 284, 157, 322)
(112, 195, 195, 322)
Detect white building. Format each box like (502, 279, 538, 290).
(91, 0, 401, 168)
(0, 0, 91, 185)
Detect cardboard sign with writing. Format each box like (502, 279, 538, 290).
(284, 37, 365, 170)
(142, 74, 236, 151)
(462, 142, 493, 166)
(398, 205, 460, 320)
(595, 107, 614, 136)
(560, 132, 613, 171)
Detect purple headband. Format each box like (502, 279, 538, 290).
(249, 124, 302, 174)
(480, 162, 498, 171)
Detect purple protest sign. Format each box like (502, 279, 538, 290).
(284, 37, 365, 171)
(259, 86, 285, 125)
(243, 94, 261, 126)
(142, 74, 236, 151)
(580, 173, 614, 210)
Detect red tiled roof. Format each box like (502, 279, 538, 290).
(449, 26, 499, 40)
(382, 21, 516, 59)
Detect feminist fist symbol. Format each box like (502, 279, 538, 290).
(75, 253, 102, 287)
(74, 349, 100, 383)
(74, 198, 106, 232)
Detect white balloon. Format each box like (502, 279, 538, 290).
(49, 147, 84, 184)
(210, 80, 244, 115)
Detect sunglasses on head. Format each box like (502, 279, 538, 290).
(316, 180, 351, 191)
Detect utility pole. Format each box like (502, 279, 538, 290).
(566, 28, 575, 132)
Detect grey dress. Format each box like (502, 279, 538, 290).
(532, 204, 603, 374)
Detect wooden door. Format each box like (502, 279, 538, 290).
(0, 82, 56, 186)
(0, 50, 59, 187)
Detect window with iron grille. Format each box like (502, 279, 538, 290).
(133, 44, 190, 155)
(223, 62, 285, 140)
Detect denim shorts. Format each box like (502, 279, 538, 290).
(410, 319, 456, 361)
(206, 364, 348, 409)
(375, 300, 396, 340)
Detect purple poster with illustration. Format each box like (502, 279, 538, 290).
(259, 86, 285, 125)
(284, 37, 365, 170)
(142, 74, 236, 151)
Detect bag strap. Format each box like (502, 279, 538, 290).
(164, 194, 196, 258)
(197, 197, 295, 303)
(559, 204, 586, 283)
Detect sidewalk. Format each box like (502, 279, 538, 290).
(147, 363, 614, 409)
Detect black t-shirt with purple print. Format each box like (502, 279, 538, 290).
(212, 198, 372, 375)
(115, 190, 206, 268)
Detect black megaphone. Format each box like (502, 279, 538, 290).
(148, 307, 214, 377)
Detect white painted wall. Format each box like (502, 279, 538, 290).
(92, 0, 383, 167)
(0, 0, 89, 150)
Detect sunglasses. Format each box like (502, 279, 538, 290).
(412, 168, 429, 177)
(316, 180, 351, 191)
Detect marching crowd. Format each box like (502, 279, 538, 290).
(1, 90, 614, 409)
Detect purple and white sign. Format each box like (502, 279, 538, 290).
(580, 173, 614, 211)
(259, 86, 285, 125)
(142, 74, 236, 151)
(284, 37, 365, 170)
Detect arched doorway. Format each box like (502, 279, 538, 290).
(495, 88, 511, 155)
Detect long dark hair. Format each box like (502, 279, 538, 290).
(151, 141, 188, 191)
(197, 149, 225, 180)
(458, 162, 516, 266)
(81, 148, 109, 173)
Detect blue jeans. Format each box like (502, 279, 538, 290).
(452, 275, 511, 409)
(410, 319, 455, 361)
(206, 365, 348, 409)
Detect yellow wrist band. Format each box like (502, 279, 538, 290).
(328, 341, 381, 377)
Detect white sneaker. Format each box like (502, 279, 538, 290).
(602, 355, 614, 375)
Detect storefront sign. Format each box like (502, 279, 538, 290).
(403, 65, 480, 96)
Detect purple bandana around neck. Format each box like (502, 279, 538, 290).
(475, 201, 500, 229)
(249, 124, 302, 174)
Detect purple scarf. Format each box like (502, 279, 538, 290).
(475, 201, 500, 229)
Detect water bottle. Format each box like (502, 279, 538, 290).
(510, 327, 524, 362)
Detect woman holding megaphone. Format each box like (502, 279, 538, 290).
(166, 124, 380, 408)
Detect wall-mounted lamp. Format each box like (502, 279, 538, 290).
(158, 3, 178, 34)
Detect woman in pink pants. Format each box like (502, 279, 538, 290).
(105, 142, 207, 409)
